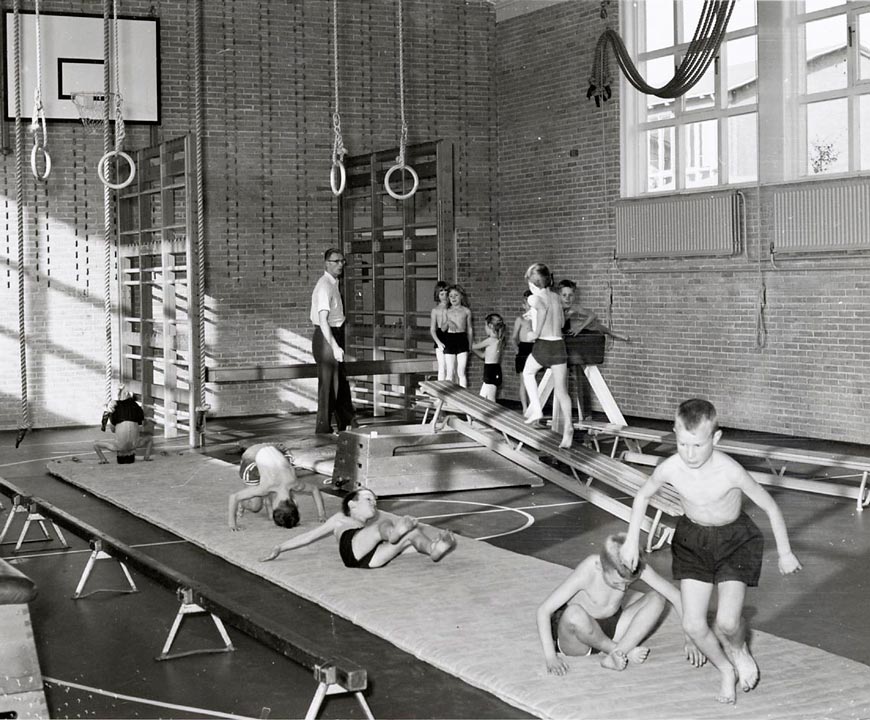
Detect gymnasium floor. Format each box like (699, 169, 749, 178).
(1, 410, 868, 720)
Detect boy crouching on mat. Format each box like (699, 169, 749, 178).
(537, 533, 705, 675)
(228, 443, 326, 530)
(620, 398, 801, 705)
(94, 386, 153, 464)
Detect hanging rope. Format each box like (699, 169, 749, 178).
(12, 0, 31, 447)
(587, 0, 735, 107)
(97, 0, 136, 190)
(384, 0, 418, 201)
(329, 0, 347, 196)
(101, 0, 114, 408)
(29, 0, 50, 180)
(194, 0, 210, 438)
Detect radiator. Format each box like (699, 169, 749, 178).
(615, 192, 741, 259)
(772, 180, 870, 254)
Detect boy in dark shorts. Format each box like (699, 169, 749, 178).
(620, 399, 801, 705)
(537, 533, 705, 676)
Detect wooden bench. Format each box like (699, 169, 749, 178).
(418, 380, 683, 551)
(579, 420, 870, 511)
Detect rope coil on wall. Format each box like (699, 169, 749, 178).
(330, 0, 347, 197)
(587, 0, 735, 107)
(385, 0, 418, 201)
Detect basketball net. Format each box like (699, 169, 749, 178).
(70, 91, 121, 135)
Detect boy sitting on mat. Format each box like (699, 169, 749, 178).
(537, 533, 705, 676)
(620, 398, 802, 705)
(260, 488, 456, 568)
(94, 386, 153, 465)
(228, 443, 326, 530)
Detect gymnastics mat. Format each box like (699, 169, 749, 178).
(46, 453, 870, 720)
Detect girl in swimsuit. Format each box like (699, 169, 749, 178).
(261, 488, 456, 569)
(443, 285, 473, 387)
(521, 263, 574, 449)
(430, 281, 451, 381)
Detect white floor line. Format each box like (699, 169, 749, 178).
(43, 676, 258, 720)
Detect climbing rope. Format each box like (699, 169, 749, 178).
(194, 0, 209, 438)
(329, 0, 347, 196)
(587, 0, 735, 107)
(97, 0, 136, 190)
(384, 0, 418, 201)
(12, 0, 31, 447)
(29, 0, 50, 180)
(101, 0, 114, 407)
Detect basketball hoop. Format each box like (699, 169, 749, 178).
(70, 91, 115, 134)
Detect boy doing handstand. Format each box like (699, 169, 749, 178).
(620, 399, 801, 705)
(537, 533, 705, 675)
(228, 443, 326, 530)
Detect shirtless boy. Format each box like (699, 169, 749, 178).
(537, 533, 705, 675)
(94, 386, 153, 464)
(620, 399, 801, 704)
(228, 443, 326, 530)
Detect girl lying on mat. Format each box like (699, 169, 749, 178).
(229, 444, 326, 530)
(537, 533, 706, 675)
(260, 488, 456, 568)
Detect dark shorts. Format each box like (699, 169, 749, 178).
(672, 512, 764, 587)
(434, 328, 448, 350)
(443, 332, 470, 355)
(483, 363, 502, 387)
(515, 341, 534, 373)
(338, 528, 378, 569)
(531, 338, 567, 368)
(551, 604, 622, 652)
(117, 454, 135, 464)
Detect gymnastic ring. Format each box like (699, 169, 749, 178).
(30, 144, 51, 181)
(384, 163, 419, 201)
(97, 150, 137, 190)
(330, 160, 346, 196)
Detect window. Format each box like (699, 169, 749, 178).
(621, 0, 870, 195)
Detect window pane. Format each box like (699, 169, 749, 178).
(860, 95, 870, 171)
(860, 13, 870, 82)
(727, 0, 756, 31)
(803, 0, 844, 14)
(645, 0, 674, 52)
(726, 36, 757, 108)
(727, 113, 757, 183)
(645, 56, 676, 120)
(680, 0, 704, 43)
(684, 119, 719, 188)
(685, 64, 715, 112)
(804, 15, 847, 93)
(806, 98, 848, 175)
(646, 126, 675, 192)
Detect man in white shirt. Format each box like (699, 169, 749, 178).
(310, 248, 355, 435)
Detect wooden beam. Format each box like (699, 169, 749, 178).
(0, 477, 367, 692)
(206, 357, 436, 384)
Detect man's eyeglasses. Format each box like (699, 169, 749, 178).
(327, 257, 346, 264)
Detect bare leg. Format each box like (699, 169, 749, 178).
(93, 439, 116, 464)
(368, 526, 456, 568)
(556, 604, 620, 666)
(480, 383, 496, 402)
(610, 590, 667, 665)
(435, 348, 446, 381)
(714, 581, 758, 693)
(456, 352, 468, 388)
(681, 579, 737, 704)
(138, 434, 154, 461)
(522, 356, 545, 423)
(519, 375, 529, 413)
(550, 363, 574, 448)
(444, 354, 458, 384)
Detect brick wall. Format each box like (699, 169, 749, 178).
(0, 0, 498, 430)
(495, 2, 870, 443)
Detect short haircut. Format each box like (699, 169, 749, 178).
(323, 247, 342, 261)
(522, 289, 532, 298)
(557, 279, 577, 290)
(433, 280, 450, 301)
(485, 313, 505, 339)
(341, 488, 376, 516)
(525, 262, 553, 289)
(676, 398, 719, 432)
(272, 499, 300, 528)
(600, 533, 644, 582)
(447, 284, 469, 306)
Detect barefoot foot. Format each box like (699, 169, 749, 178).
(716, 667, 737, 705)
(626, 646, 650, 664)
(388, 515, 418, 543)
(430, 530, 457, 562)
(732, 644, 759, 692)
(524, 410, 543, 425)
(600, 650, 628, 671)
(559, 428, 574, 449)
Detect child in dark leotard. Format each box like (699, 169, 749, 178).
(430, 281, 451, 381)
(261, 488, 457, 568)
(472, 313, 505, 403)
